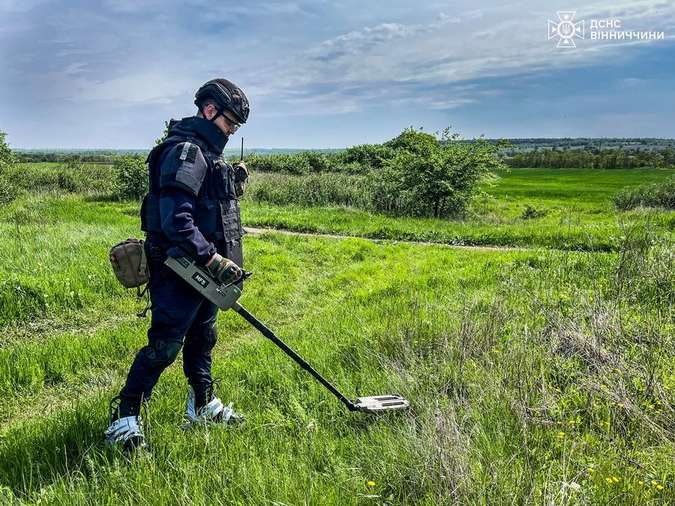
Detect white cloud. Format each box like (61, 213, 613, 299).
(243, 0, 675, 114)
(307, 13, 459, 62)
(78, 73, 193, 104)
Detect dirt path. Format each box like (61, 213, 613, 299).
(244, 226, 529, 252)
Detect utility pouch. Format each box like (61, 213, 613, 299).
(214, 160, 237, 200)
(109, 238, 149, 288)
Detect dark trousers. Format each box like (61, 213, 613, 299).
(119, 242, 219, 408)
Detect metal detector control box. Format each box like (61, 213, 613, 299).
(164, 255, 243, 310)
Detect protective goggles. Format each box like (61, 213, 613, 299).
(221, 111, 241, 132)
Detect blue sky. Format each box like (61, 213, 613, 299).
(1, 0, 674, 149)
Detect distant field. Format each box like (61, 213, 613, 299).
(6, 163, 673, 251)
(489, 168, 673, 202)
(244, 168, 675, 251)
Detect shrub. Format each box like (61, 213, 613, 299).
(0, 131, 18, 205)
(243, 128, 498, 182)
(339, 143, 395, 172)
(245, 148, 393, 175)
(0, 175, 18, 205)
(246, 173, 370, 208)
(246, 127, 503, 218)
(0, 131, 16, 175)
(113, 155, 147, 200)
(370, 128, 504, 218)
(303, 151, 334, 173)
(384, 128, 439, 155)
(56, 171, 78, 193)
(521, 204, 548, 220)
(62, 162, 116, 195)
(247, 153, 311, 175)
(613, 176, 675, 211)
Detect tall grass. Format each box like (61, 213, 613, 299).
(4, 162, 116, 196)
(0, 181, 672, 503)
(0, 195, 135, 328)
(246, 172, 371, 208)
(0, 227, 672, 503)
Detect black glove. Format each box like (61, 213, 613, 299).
(233, 161, 249, 198)
(206, 253, 242, 285)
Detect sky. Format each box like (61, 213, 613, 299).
(1, 0, 674, 149)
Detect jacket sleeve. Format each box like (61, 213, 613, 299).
(157, 142, 216, 265)
(159, 189, 216, 265)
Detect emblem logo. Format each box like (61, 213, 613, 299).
(548, 11, 585, 48)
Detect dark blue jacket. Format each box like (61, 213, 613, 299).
(141, 117, 244, 266)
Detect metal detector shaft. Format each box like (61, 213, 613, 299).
(164, 257, 410, 415)
(231, 302, 357, 411)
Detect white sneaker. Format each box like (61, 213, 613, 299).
(105, 395, 146, 451)
(185, 384, 245, 426)
(105, 415, 145, 450)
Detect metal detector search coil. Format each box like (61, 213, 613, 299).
(164, 255, 410, 415)
(354, 395, 409, 414)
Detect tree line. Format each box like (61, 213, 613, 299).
(16, 145, 675, 171)
(505, 147, 675, 169)
(16, 151, 143, 164)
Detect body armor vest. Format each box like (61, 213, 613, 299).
(140, 134, 244, 245)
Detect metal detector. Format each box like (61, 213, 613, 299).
(164, 255, 410, 414)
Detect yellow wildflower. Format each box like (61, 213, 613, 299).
(367, 481, 376, 487)
(657, 485, 664, 491)
(611, 476, 619, 483)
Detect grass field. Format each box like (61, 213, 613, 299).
(244, 168, 675, 251)
(0, 166, 672, 504)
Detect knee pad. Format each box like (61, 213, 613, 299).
(143, 339, 183, 368)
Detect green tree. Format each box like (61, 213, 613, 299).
(113, 155, 147, 200)
(384, 127, 438, 155)
(370, 128, 504, 218)
(0, 130, 18, 204)
(0, 131, 16, 175)
(339, 143, 395, 172)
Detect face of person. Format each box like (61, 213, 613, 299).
(203, 103, 241, 136)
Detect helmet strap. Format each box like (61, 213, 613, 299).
(210, 108, 223, 123)
(200, 102, 223, 123)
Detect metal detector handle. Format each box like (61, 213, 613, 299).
(234, 270, 253, 285)
(231, 302, 357, 411)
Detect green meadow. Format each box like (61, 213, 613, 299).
(0, 165, 672, 504)
(243, 168, 675, 251)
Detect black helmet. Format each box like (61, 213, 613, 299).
(194, 78, 250, 124)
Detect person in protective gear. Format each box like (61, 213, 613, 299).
(105, 78, 251, 450)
